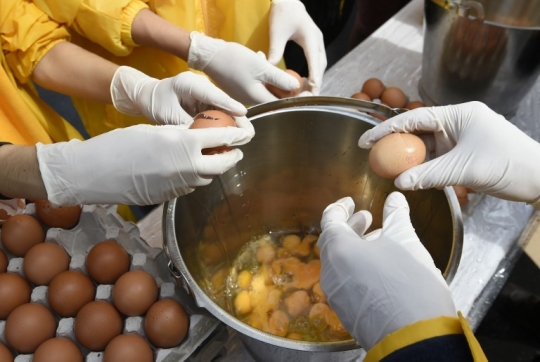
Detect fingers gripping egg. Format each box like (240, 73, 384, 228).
(265, 69, 303, 98)
(190, 110, 237, 155)
(368, 133, 426, 179)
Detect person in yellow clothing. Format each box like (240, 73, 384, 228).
(0, 0, 255, 210)
(31, 0, 326, 137)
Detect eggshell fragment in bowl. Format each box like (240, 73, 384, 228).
(368, 133, 426, 179)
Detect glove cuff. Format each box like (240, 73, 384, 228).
(36, 142, 80, 206)
(187, 31, 226, 71)
(110, 66, 150, 117)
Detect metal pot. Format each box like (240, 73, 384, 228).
(420, 0, 540, 117)
(163, 97, 463, 361)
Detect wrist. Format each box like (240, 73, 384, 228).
(110, 66, 154, 117)
(132, 9, 191, 60)
(187, 32, 226, 71)
(0, 144, 48, 201)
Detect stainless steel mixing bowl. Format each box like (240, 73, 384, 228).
(420, 0, 540, 117)
(163, 97, 463, 361)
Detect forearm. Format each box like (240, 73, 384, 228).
(131, 9, 191, 60)
(31, 42, 118, 104)
(0, 145, 47, 201)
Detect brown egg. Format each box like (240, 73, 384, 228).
(0, 249, 7, 273)
(351, 92, 371, 101)
(381, 87, 408, 108)
(369, 112, 388, 121)
(0, 273, 31, 319)
(190, 110, 237, 155)
(361, 78, 386, 99)
(406, 100, 425, 110)
(0, 342, 13, 361)
(75, 301, 123, 351)
(369, 133, 426, 179)
(145, 299, 189, 348)
(113, 270, 158, 316)
(35, 200, 82, 229)
(266, 69, 303, 98)
(48, 270, 96, 317)
(1, 214, 44, 256)
(23, 242, 70, 286)
(33, 338, 83, 362)
(103, 334, 153, 362)
(453, 186, 469, 207)
(86, 240, 130, 284)
(5, 303, 57, 353)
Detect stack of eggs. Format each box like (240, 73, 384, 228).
(351, 78, 472, 208)
(0, 201, 216, 362)
(351, 78, 425, 121)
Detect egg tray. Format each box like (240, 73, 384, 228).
(0, 204, 225, 362)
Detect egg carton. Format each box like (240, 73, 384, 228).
(0, 204, 226, 362)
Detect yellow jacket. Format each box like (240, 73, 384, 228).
(33, 0, 274, 138)
(0, 0, 82, 145)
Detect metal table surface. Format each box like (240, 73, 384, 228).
(138, 0, 540, 358)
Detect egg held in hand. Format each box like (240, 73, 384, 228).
(265, 69, 303, 99)
(368, 133, 426, 179)
(190, 110, 237, 155)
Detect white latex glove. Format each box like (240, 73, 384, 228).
(268, 0, 327, 95)
(359, 101, 540, 206)
(187, 31, 301, 105)
(318, 192, 456, 350)
(36, 121, 254, 206)
(111, 66, 247, 125)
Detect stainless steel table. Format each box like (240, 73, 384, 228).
(138, 0, 540, 358)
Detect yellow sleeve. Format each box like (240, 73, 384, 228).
(32, 0, 149, 56)
(364, 312, 488, 362)
(0, 0, 70, 83)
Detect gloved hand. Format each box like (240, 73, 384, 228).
(36, 121, 254, 206)
(111, 66, 247, 125)
(318, 192, 456, 350)
(359, 101, 540, 206)
(187, 31, 301, 105)
(267, 0, 327, 95)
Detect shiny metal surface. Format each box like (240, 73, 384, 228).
(163, 97, 463, 358)
(420, 0, 540, 117)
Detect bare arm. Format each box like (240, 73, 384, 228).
(31, 42, 119, 104)
(0, 145, 47, 201)
(131, 9, 191, 60)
